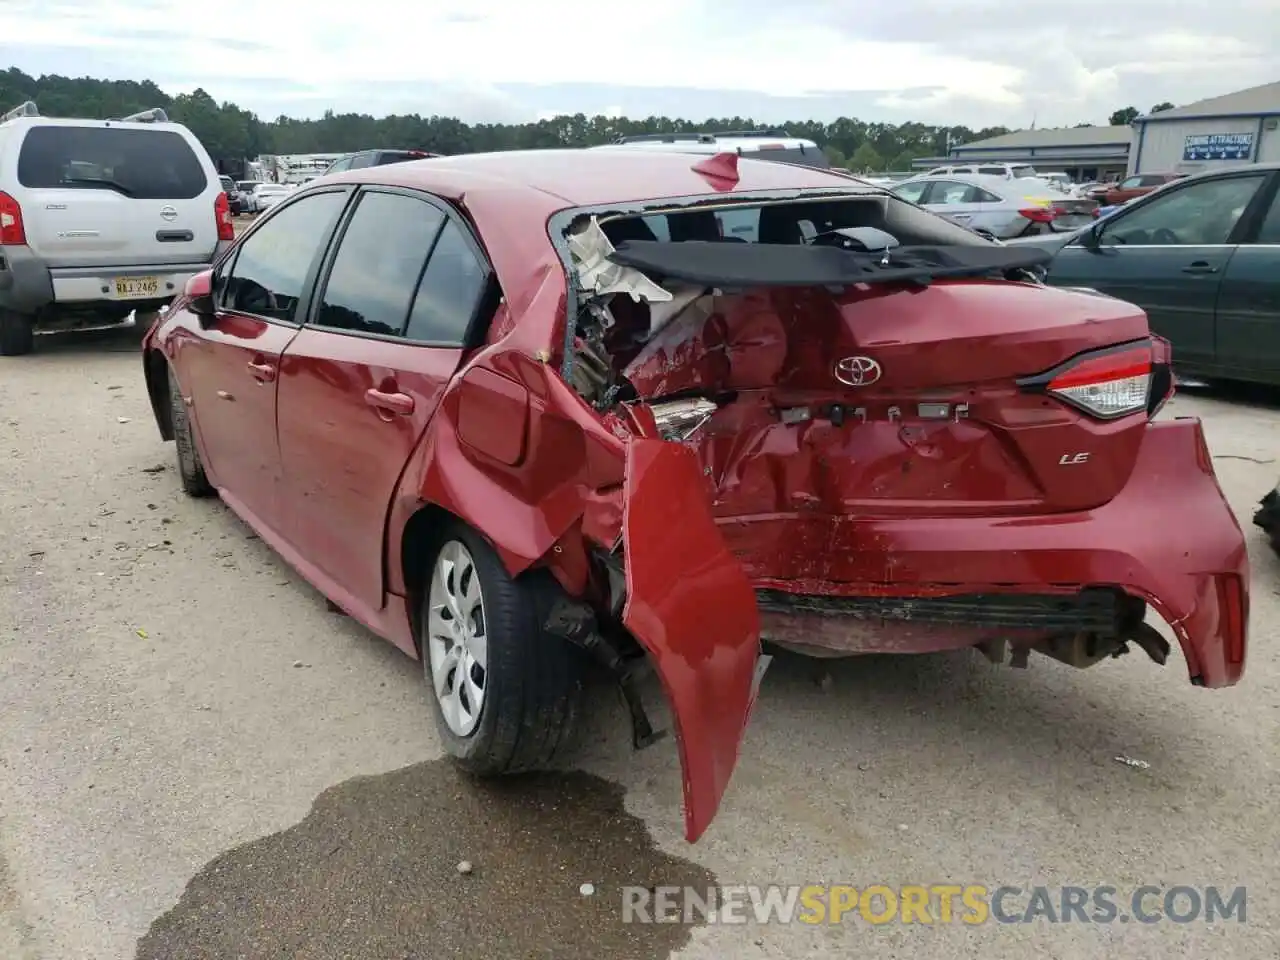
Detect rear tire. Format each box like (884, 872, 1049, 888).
(0, 310, 35, 356)
(418, 522, 586, 774)
(168, 366, 214, 497)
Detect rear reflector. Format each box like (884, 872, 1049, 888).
(1017, 341, 1154, 420)
(1219, 574, 1246, 666)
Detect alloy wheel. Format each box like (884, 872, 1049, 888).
(426, 540, 488, 737)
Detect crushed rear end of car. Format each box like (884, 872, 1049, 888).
(469, 166, 1250, 841)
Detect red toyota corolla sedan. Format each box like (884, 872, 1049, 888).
(140, 149, 1249, 842)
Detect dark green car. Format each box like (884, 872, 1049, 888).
(1011, 163, 1280, 385)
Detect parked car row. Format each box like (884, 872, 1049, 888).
(889, 173, 1098, 239)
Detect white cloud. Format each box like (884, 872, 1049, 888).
(3, 0, 1017, 102)
(3, 0, 1278, 128)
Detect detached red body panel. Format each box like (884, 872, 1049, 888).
(140, 149, 1251, 846)
(622, 440, 761, 842)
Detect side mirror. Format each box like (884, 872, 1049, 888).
(184, 270, 216, 321)
(1080, 222, 1104, 250)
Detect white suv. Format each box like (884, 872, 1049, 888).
(589, 130, 831, 170)
(0, 101, 234, 355)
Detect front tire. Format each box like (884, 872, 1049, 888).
(168, 366, 214, 497)
(419, 523, 585, 774)
(0, 310, 35, 356)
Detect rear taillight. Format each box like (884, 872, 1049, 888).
(214, 191, 234, 241)
(0, 191, 26, 245)
(1019, 206, 1057, 224)
(1147, 334, 1175, 417)
(1018, 341, 1153, 420)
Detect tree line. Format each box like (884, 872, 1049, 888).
(1, 67, 1168, 173)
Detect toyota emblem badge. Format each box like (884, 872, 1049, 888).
(834, 356, 882, 387)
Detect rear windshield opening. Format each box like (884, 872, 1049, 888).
(598, 194, 990, 250)
(17, 126, 208, 200)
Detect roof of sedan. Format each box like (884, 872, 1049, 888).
(330, 148, 876, 206)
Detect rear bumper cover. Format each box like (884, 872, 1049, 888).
(725, 417, 1249, 687)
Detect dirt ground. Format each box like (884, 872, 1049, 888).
(0, 323, 1277, 960)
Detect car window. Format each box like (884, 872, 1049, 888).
(403, 220, 490, 344)
(973, 187, 1003, 203)
(326, 157, 353, 174)
(1011, 166, 1037, 179)
(714, 207, 759, 241)
(977, 166, 1006, 175)
(925, 181, 976, 205)
(1254, 190, 1280, 245)
(951, 167, 973, 174)
(1101, 175, 1266, 247)
(220, 192, 347, 322)
(892, 181, 929, 204)
(314, 192, 445, 336)
(1119, 177, 1143, 189)
(605, 194, 988, 250)
(348, 153, 374, 170)
(16, 126, 208, 199)
(237, 181, 257, 191)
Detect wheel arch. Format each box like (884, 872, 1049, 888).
(398, 501, 464, 654)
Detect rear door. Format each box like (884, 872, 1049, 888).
(179, 188, 350, 525)
(1213, 174, 1280, 378)
(15, 123, 216, 266)
(920, 179, 986, 229)
(1045, 172, 1267, 369)
(276, 187, 484, 613)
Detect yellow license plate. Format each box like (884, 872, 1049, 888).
(115, 276, 160, 299)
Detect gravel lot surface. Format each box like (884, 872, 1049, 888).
(1, 324, 1277, 959)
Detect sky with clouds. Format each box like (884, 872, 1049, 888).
(3, 0, 1278, 128)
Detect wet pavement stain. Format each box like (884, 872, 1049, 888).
(135, 760, 716, 960)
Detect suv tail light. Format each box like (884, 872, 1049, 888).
(1017, 340, 1155, 420)
(0, 191, 26, 245)
(214, 191, 234, 241)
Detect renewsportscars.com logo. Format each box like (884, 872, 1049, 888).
(621, 885, 1247, 926)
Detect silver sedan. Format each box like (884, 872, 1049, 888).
(890, 174, 1098, 240)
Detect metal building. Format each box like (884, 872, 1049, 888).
(911, 126, 1132, 181)
(1130, 81, 1280, 175)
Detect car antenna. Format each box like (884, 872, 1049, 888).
(691, 151, 740, 186)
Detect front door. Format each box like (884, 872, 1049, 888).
(276, 188, 490, 614)
(1046, 172, 1267, 370)
(181, 188, 350, 524)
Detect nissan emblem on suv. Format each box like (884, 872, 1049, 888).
(160, 205, 178, 221)
(834, 356, 882, 386)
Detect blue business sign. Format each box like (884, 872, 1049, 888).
(1183, 133, 1254, 161)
